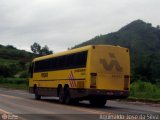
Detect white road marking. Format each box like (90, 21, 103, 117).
(0, 108, 10, 114)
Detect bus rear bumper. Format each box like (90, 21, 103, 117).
(86, 89, 129, 99)
(72, 89, 130, 100)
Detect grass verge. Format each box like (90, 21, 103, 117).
(0, 83, 28, 90)
(129, 80, 160, 103)
(0, 77, 28, 90)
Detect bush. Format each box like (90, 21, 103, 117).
(0, 77, 28, 85)
(0, 76, 5, 83)
(19, 71, 29, 78)
(134, 80, 156, 92)
(0, 65, 13, 77)
(130, 80, 160, 99)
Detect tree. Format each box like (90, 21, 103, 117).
(31, 42, 53, 56)
(41, 45, 53, 55)
(31, 42, 41, 55)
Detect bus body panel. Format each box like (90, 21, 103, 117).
(30, 67, 86, 88)
(90, 46, 130, 91)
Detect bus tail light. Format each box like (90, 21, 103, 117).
(124, 75, 130, 90)
(90, 73, 97, 88)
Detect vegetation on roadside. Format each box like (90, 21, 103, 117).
(0, 43, 53, 78)
(0, 77, 28, 89)
(0, 83, 28, 90)
(0, 43, 53, 89)
(0, 44, 33, 78)
(129, 80, 160, 102)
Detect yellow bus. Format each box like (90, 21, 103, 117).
(29, 45, 130, 106)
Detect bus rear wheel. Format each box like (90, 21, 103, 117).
(59, 86, 73, 104)
(63, 87, 71, 104)
(89, 98, 107, 107)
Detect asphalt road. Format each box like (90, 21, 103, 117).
(0, 88, 160, 120)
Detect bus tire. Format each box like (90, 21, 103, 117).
(89, 98, 106, 107)
(35, 87, 41, 100)
(59, 88, 65, 104)
(64, 87, 71, 104)
(70, 99, 79, 105)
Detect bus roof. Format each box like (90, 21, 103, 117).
(32, 45, 124, 62)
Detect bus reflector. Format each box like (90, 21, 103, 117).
(77, 81, 84, 88)
(90, 73, 97, 88)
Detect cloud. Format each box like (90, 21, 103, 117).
(0, 0, 160, 52)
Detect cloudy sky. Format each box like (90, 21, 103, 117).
(0, 0, 160, 52)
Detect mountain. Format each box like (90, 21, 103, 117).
(0, 44, 33, 60)
(74, 20, 160, 55)
(74, 20, 160, 83)
(0, 44, 34, 77)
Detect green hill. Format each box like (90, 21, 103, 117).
(74, 20, 160, 83)
(0, 44, 34, 77)
(0, 44, 33, 60)
(75, 20, 160, 54)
